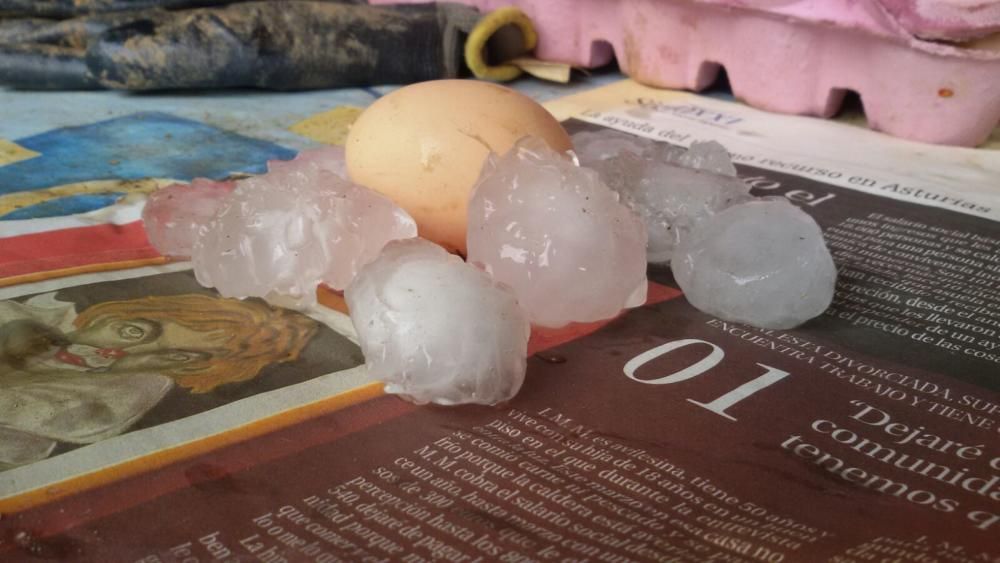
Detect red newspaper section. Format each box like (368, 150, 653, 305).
(4, 296, 997, 562)
(0, 221, 159, 280)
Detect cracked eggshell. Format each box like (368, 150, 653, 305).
(345, 79, 572, 255)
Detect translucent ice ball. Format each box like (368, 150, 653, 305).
(142, 178, 235, 258)
(574, 131, 750, 264)
(268, 145, 347, 178)
(192, 159, 416, 308)
(672, 198, 837, 329)
(346, 239, 530, 406)
(467, 137, 648, 328)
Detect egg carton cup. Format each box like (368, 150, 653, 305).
(375, 0, 1000, 147)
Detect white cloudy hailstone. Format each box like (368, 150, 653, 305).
(192, 158, 416, 308)
(672, 198, 837, 329)
(467, 136, 648, 328)
(345, 238, 530, 406)
(267, 145, 347, 178)
(142, 178, 235, 258)
(574, 130, 750, 264)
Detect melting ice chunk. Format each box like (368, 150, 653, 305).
(268, 145, 347, 178)
(571, 129, 656, 163)
(671, 198, 837, 329)
(573, 131, 750, 263)
(598, 152, 751, 263)
(467, 137, 648, 328)
(142, 178, 236, 258)
(675, 140, 739, 177)
(192, 160, 416, 308)
(345, 238, 530, 406)
(144, 148, 347, 260)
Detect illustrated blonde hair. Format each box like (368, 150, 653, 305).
(74, 294, 318, 393)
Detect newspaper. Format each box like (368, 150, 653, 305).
(0, 80, 997, 562)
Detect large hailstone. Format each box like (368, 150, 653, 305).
(192, 160, 417, 308)
(573, 131, 750, 263)
(345, 239, 530, 406)
(142, 178, 235, 258)
(143, 147, 347, 260)
(571, 129, 654, 163)
(672, 198, 837, 329)
(268, 145, 346, 178)
(467, 137, 648, 328)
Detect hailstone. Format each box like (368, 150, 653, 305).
(192, 159, 416, 308)
(345, 239, 530, 406)
(672, 198, 837, 329)
(142, 178, 235, 258)
(467, 137, 648, 328)
(268, 145, 347, 178)
(574, 131, 750, 263)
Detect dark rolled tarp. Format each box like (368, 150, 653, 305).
(0, 1, 483, 91)
(0, 43, 100, 89)
(0, 10, 166, 88)
(88, 2, 475, 90)
(0, 0, 278, 18)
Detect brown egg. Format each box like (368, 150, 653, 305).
(346, 80, 572, 254)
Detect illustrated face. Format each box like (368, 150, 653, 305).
(33, 318, 232, 374)
(108, 348, 214, 372)
(80, 318, 230, 357)
(70, 318, 162, 349)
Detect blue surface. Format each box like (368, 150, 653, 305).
(1, 112, 295, 196)
(0, 111, 296, 220)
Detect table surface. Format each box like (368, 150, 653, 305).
(0, 71, 625, 152)
(1, 68, 996, 229)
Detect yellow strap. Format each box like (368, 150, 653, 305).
(0, 382, 385, 513)
(0, 177, 177, 217)
(464, 6, 538, 82)
(0, 258, 170, 289)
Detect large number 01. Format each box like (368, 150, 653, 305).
(623, 339, 790, 421)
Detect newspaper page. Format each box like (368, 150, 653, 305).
(1, 81, 998, 562)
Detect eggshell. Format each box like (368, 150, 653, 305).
(346, 79, 572, 254)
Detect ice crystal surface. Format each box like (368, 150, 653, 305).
(672, 198, 837, 329)
(467, 137, 648, 328)
(268, 145, 347, 178)
(346, 239, 530, 405)
(142, 178, 235, 258)
(192, 160, 416, 308)
(571, 129, 657, 163)
(675, 140, 739, 177)
(574, 131, 749, 263)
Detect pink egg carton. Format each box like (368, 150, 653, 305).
(375, 0, 1000, 147)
